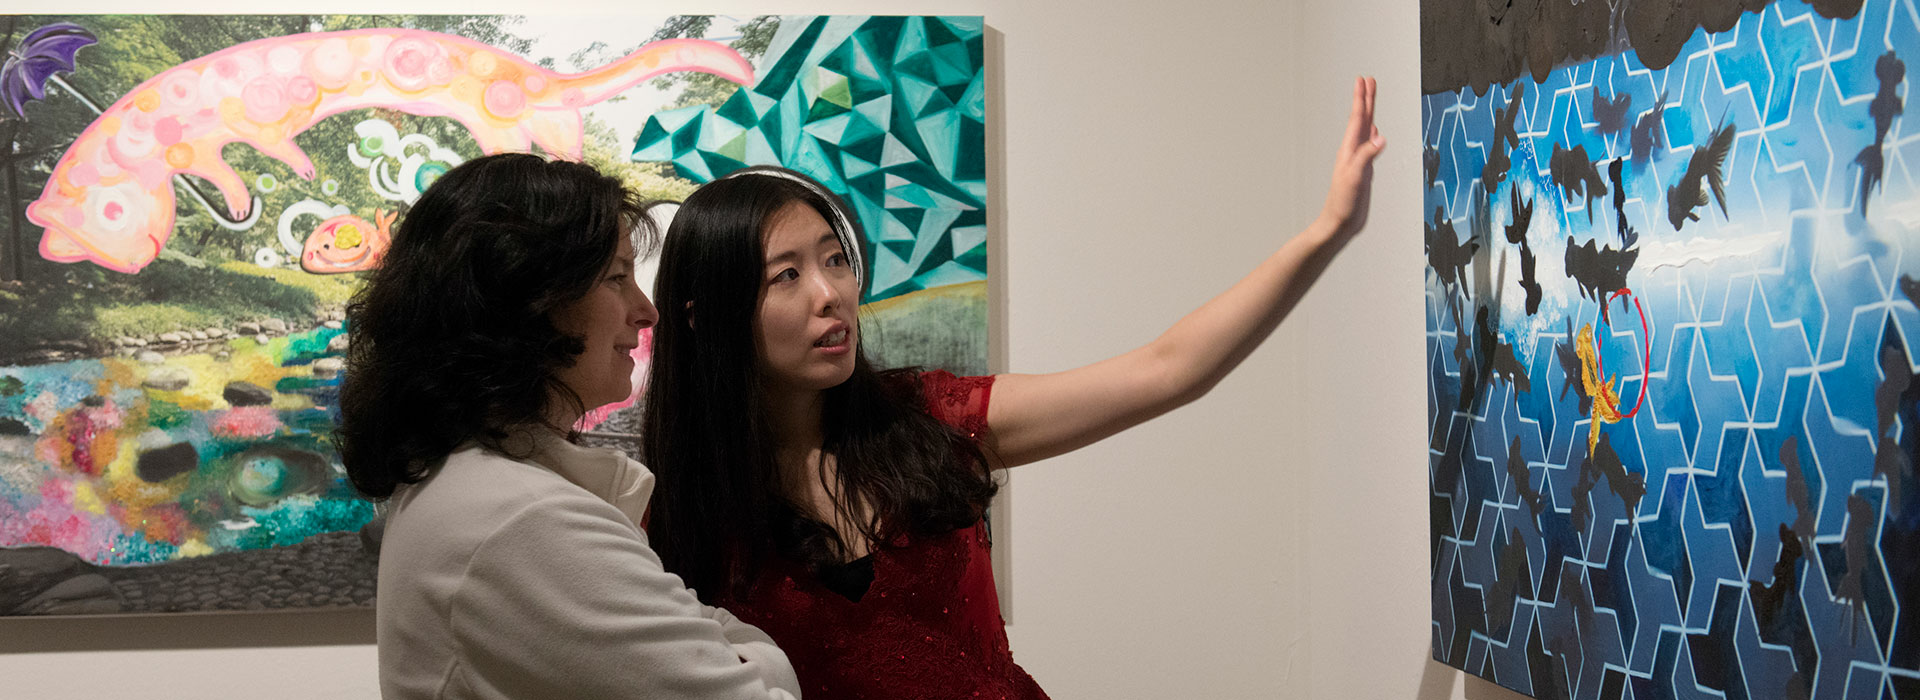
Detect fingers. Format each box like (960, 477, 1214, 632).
(1359, 77, 1374, 138)
(1345, 76, 1367, 147)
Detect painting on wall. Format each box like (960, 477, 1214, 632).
(1424, 0, 1920, 697)
(0, 14, 986, 616)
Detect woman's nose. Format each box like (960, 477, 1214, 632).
(630, 288, 659, 329)
(812, 271, 844, 311)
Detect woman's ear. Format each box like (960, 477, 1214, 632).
(684, 300, 695, 329)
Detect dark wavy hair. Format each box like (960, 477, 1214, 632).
(643, 167, 998, 603)
(338, 153, 652, 499)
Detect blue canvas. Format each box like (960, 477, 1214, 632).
(1424, 0, 1920, 696)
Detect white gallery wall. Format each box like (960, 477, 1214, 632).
(0, 0, 1530, 698)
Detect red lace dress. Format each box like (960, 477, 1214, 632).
(713, 370, 1048, 700)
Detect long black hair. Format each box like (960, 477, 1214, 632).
(643, 166, 998, 602)
(338, 153, 652, 499)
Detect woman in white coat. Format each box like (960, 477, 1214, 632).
(338, 153, 801, 700)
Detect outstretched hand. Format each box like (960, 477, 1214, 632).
(1318, 76, 1385, 239)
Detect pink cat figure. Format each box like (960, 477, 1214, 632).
(27, 29, 754, 274)
(301, 209, 393, 274)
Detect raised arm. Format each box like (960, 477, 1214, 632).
(984, 76, 1383, 468)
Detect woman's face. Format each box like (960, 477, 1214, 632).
(754, 201, 859, 395)
(553, 233, 658, 414)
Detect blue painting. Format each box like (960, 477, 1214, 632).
(1424, 0, 1920, 696)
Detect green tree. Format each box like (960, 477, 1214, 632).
(647, 15, 779, 109)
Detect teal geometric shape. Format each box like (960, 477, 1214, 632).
(954, 240, 987, 273)
(804, 112, 852, 144)
(937, 16, 982, 40)
(853, 95, 893, 132)
(700, 114, 744, 152)
(916, 111, 960, 178)
(870, 240, 912, 293)
(876, 207, 916, 243)
(846, 34, 882, 81)
(949, 224, 986, 259)
(907, 208, 964, 272)
(885, 183, 936, 209)
(897, 74, 940, 115)
(745, 130, 781, 165)
(958, 73, 985, 123)
(842, 151, 879, 180)
(633, 15, 987, 305)
(929, 43, 974, 87)
(815, 67, 853, 109)
(789, 137, 841, 190)
(898, 17, 930, 64)
(841, 111, 887, 148)
(880, 134, 918, 168)
(913, 260, 983, 290)
(716, 87, 762, 126)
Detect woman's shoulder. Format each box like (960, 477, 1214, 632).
(385, 447, 622, 547)
(888, 368, 994, 436)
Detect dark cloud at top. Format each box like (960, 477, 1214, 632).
(1423, 0, 1865, 96)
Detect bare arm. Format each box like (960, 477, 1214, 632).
(984, 76, 1383, 468)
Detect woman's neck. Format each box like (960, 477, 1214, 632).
(764, 384, 827, 468)
(541, 395, 583, 436)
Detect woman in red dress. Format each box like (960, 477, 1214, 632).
(642, 77, 1384, 699)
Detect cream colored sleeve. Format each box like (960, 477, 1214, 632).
(447, 493, 800, 699)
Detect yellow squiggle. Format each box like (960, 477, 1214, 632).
(1576, 323, 1625, 457)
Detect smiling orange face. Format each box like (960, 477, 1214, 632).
(301, 209, 393, 273)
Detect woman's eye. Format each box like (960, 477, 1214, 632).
(771, 268, 798, 284)
(826, 253, 848, 267)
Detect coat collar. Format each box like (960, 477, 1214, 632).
(506, 428, 654, 527)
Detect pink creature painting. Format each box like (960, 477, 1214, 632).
(26, 29, 754, 274)
(300, 209, 393, 274)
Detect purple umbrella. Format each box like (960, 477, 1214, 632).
(2, 22, 96, 120)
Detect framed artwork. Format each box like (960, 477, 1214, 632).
(1424, 0, 1919, 697)
(0, 13, 986, 616)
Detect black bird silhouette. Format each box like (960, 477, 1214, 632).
(1482, 83, 1526, 189)
(1608, 158, 1638, 247)
(1489, 335, 1531, 395)
(1667, 114, 1737, 230)
(1631, 91, 1668, 166)
(1493, 83, 1525, 150)
(1594, 91, 1633, 136)
(1565, 235, 1639, 304)
(1518, 245, 1542, 316)
(1464, 302, 1531, 400)
(1781, 435, 1816, 545)
(1837, 494, 1874, 642)
(1874, 345, 1913, 506)
(1485, 526, 1531, 637)
(1556, 318, 1594, 416)
(1482, 143, 1513, 191)
(1508, 187, 1542, 315)
(1452, 304, 1474, 381)
(1750, 523, 1803, 630)
(1456, 305, 1501, 411)
(1856, 51, 1905, 216)
(1551, 143, 1609, 223)
(1505, 184, 1533, 245)
(1427, 206, 1479, 301)
(1506, 438, 1547, 515)
(1571, 432, 1647, 530)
